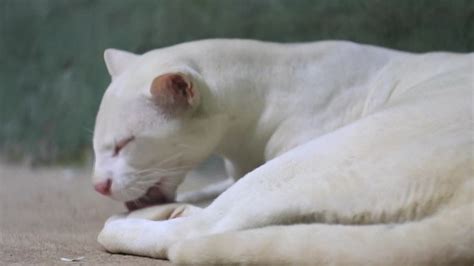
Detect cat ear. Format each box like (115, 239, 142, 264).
(104, 49, 138, 77)
(150, 73, 199, 113)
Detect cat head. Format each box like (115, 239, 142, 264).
(92, 48, 226, 209)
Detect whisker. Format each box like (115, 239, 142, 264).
(137, 167, 192, 178)
(122, 187, 136, 201)
(176, 143, 198, 151)
(157, 152, 183, 167)
(145, 171, 186, 179)
(82, 126, 94, 136)
(133, 164, 194, 176)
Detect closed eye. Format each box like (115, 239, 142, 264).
(113, 136, 135, 157)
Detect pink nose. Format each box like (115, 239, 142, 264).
(94, 179, 112, 195)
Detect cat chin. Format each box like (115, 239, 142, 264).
(124, 183, 174, 211)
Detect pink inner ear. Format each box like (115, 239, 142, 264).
(150, 73, 193, 110)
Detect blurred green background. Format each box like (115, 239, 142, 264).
(0, 0, 473, 164)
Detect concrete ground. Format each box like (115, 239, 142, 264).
(0, 159, 224, 265)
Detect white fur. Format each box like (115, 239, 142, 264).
(93, 39, 473, 264)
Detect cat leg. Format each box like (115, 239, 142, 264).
(214, 84, 471, 228)
(169, 202, 474, 265)
(98, 209, 214, 258)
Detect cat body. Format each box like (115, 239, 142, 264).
(93, 39, 473, 264)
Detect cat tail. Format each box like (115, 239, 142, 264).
(168, 205, 473, 265)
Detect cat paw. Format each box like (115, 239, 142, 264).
(98, 218, 169, 258)
(98, 217, 186, 258)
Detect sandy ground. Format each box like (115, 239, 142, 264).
(0, 159, 225, 265)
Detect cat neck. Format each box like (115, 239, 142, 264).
(191, 40, 402, 173)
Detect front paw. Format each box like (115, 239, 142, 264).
(98, 218, 159, 257)
(98, 217, 182, 258)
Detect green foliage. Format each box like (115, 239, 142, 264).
(0, 0, 472, 163)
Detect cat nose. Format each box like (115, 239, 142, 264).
(94, 178, 112, 195)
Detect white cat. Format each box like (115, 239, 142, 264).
(92, 39, 473, 265)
